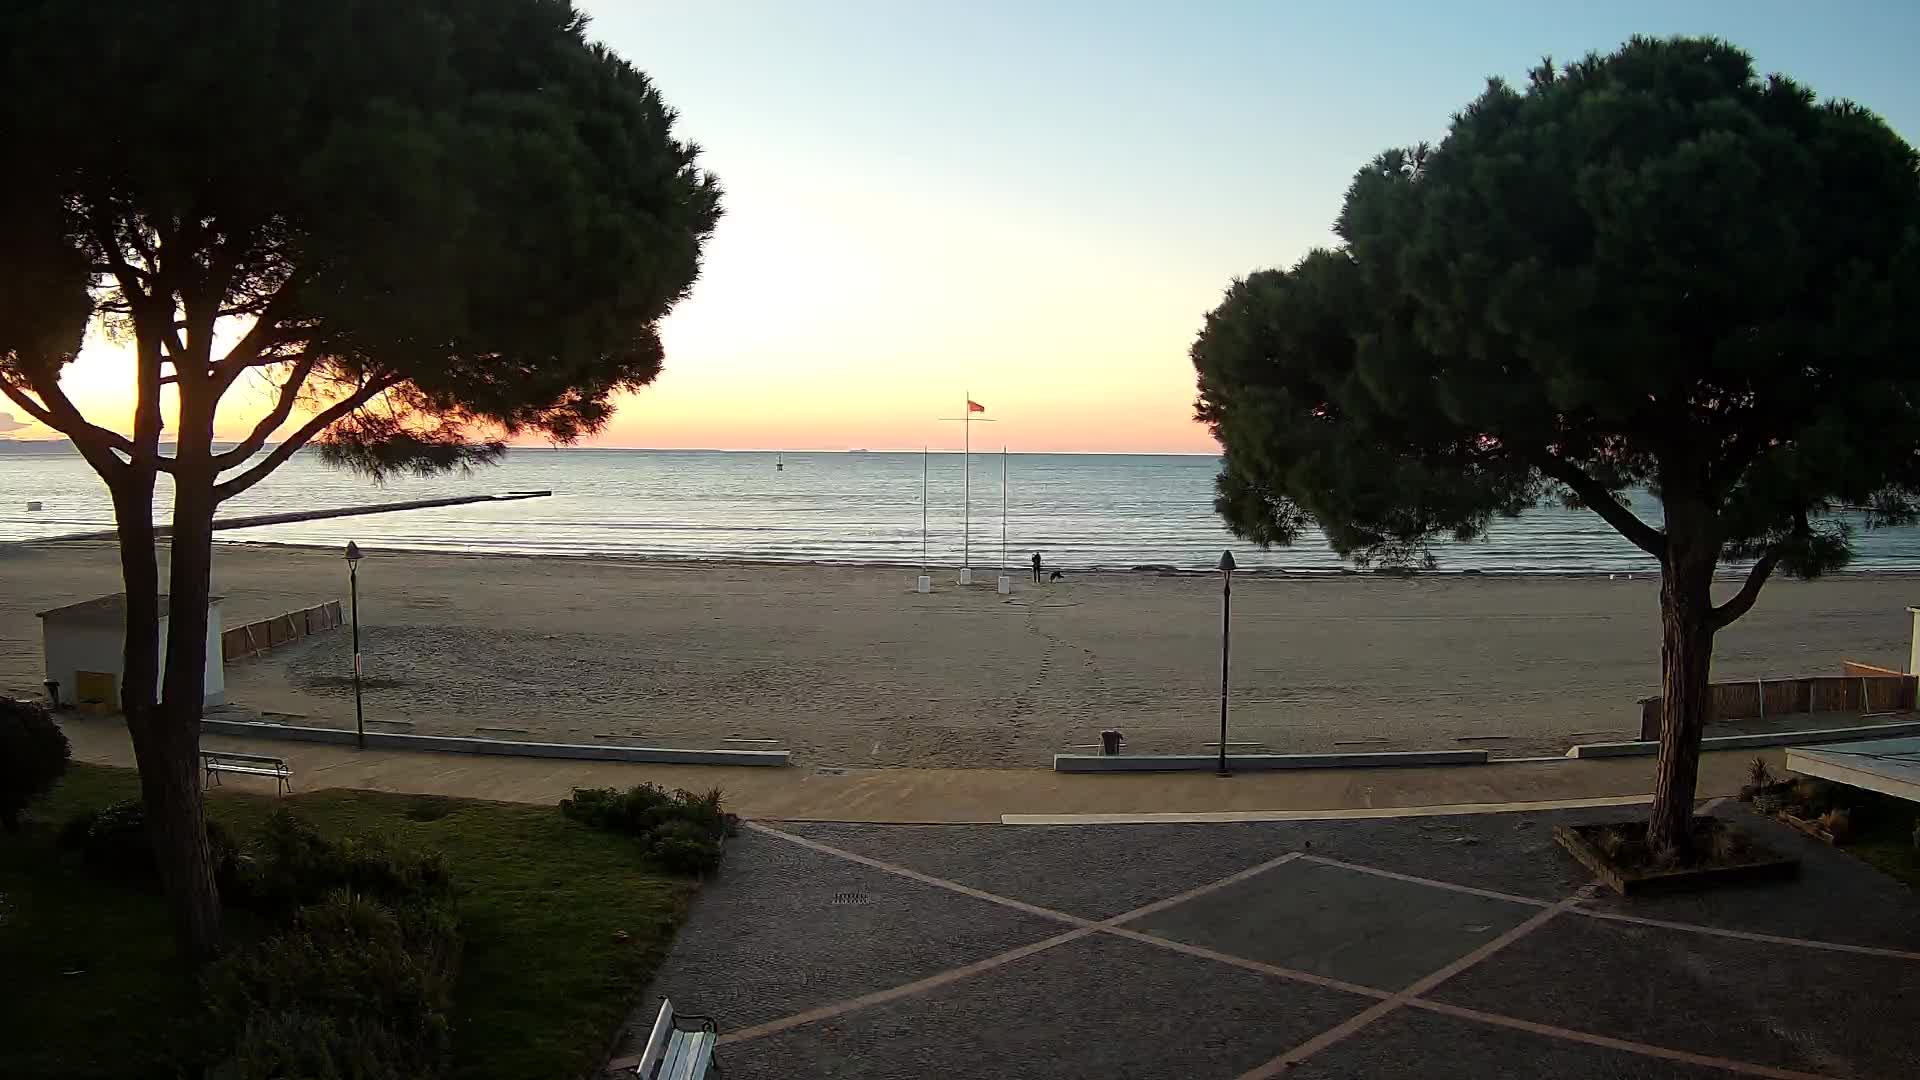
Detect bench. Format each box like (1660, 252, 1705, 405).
(200, 750, 292, 796)
(632, 999, 719, 1079)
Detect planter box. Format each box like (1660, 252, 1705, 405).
(1553, 819, 1799, 896)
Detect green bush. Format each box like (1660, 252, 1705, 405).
(559, 784, 731, 873)
(57, 798, 244, 889)
(648, 818, 724, 875)
(207, 890, 460, 1080)
(0, 698, 69, 831)
(235, 809, 451, 918)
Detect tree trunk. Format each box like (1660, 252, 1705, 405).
(112, 469, 224, 962)
(1646, 513, 1720, 856)
(158, 393, 225, 962)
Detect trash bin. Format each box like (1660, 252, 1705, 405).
(1100, 729, 1123, 755)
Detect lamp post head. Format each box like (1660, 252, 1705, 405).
(345, 541, 363, 564)
(1216, 550, 1236, 574)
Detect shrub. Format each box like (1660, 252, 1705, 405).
(207, 890, 460, 1080)
(559, 784, 731, 873)
(1818, 808, 1852, 844)
(58, 798, 244, 888)
(648, 818, 724, 875)
(235, 809, 452, 919)
(0, 698, 70, 831)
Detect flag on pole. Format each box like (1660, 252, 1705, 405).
(967, 400, 986, 413)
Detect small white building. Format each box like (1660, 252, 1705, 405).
(37, 593, 225, 710)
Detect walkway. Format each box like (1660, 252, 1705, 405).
(62, 712, 1777, 822)
(625, 804, 1920, 1079)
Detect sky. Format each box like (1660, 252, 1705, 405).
(14, 1, 1920, 453)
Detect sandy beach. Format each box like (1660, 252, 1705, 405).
(2, 541, 1914, 767)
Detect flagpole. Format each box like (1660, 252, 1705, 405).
(962, 390, 970, 577)
(922, 446, 929, 573)
(1001, 446, 1008, 573)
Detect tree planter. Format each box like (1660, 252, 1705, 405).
(1554, 819, 1799, 896)
(1773, 810, 1847, 847)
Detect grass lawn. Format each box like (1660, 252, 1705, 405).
(0, 763, 700, 1080)
(1842, 787, 1920, 890)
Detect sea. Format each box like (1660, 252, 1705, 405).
(5, 443, 1920, 573)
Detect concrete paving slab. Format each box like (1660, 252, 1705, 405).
(1129, 859, 1538, 991)
(1576, 805, 1920, 952)
(1290, 1006, 1740, 1079)
(624, 830, 1067, 1039)
(1429, 914, 1920, 1078)
(1271, 805, 1656, 902)
(779, 820, 1314, 920)
(714, 932, 1375, 1080)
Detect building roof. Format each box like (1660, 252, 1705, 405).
(36, 593, 224, 623)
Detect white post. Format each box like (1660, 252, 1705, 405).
(959, 391, 971, 585)
(997, 446, 1011, 593)
(1909, 606, 1920, 674)
(917, 447, 932, 593)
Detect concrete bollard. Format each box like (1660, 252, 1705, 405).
(958, 568, 973, 586)
(915, 575, 931, 593)
(997, 575, 1012, 594)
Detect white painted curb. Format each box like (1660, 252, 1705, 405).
(1052, 749, 1489, 773)
(200, 718, 790, 766)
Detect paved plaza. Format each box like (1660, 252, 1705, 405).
(623, 803, 1920, 1079)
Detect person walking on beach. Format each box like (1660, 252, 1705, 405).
(1032, 552, 1043, 584)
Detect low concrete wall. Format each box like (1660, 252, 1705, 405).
(1567, 719, 1920, 759)
(1053, 749, 1489, 773)
(199, 717, 790, 766)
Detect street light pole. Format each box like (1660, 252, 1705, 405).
(1217, 550, 1235, 777)
(346, 542, 364, 749)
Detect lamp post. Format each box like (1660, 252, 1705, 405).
(345, 542, 365, 749)
(1216, 550, 1235, 777)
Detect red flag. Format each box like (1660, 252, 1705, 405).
(967, 400, 985, 413)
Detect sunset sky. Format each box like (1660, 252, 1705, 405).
(14, 1, 1920, 453)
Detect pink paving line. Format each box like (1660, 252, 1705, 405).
(1100, 925, 1390, 1001)
(745, 822, 1095, 928)
(727, 828, 1319, 1046)
(1235, 897, 1581, 1079)
(1295, 854, 1552, 907)
(1406, 1000, 1842, 1080)
(719, 926, 1095, 1045)
(1572, 908, 1920, 962)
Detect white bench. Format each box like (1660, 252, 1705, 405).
(633, 999, 718, 1079)
(200, 750, 292, 796)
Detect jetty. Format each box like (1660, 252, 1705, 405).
(21, 491, 553, 543)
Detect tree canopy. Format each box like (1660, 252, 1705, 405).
(1199, 37, 1920, 586)
(0, 0, 722, 478)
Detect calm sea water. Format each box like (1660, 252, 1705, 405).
(4, 444, 1919, 572)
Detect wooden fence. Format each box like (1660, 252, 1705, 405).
(1636, 661, 1917, 740)
(222, 601, 344, 662)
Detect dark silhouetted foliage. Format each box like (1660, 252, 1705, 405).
(1193, 36, 1920, 850)
(0, 699, 68, 830)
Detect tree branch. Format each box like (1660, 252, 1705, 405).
(1710, 549, 1779, 630)
(1533, 453, 1667, 557)
(0, 372, 149, 463)
(210, 353, 319, 470)
(212, 277, 302, 392)
(212, 374, 400, 502)
(0, 375, 140, 479)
